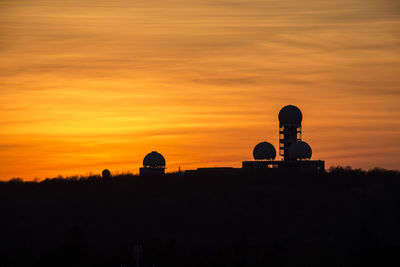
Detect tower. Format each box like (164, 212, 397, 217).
(278, 105, 302, 161)
(243, 104, 324, 172)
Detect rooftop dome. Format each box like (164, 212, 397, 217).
(102, 169, 111, 178)
(289, 141, 312, 160)
(143, 151, 166, 168)
(253, 141, 276, 160)
(278, 105, 302, 125)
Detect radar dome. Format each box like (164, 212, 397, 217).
(253, 141, 276, 160)
(278, 105, 302, 125)
(102, 169, 111, 178)
(289, 141, 312, 160)
(143, 151, 166, 168)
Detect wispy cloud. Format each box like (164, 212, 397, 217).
(0, 0, 399, 179)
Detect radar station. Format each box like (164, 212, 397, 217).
(242, 105, 325, 172)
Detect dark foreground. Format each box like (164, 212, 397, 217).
(1, 167, 400, 267)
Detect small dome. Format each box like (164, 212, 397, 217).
(102, 169, 111, 178)
(143, 151, 166, 168)
(253, 141, 276, 160)
(289, 141, 312, 160)
(278, 105, 302, 125)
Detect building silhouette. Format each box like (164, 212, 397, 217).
(139, 151, 166, 176)
(139, 105, 324, 176)
(242, 105, 324, 172)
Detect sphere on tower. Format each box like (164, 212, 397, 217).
(102, 169, 111, 179)
(253, 142, 276, 160)
(278, 105, 303, 161)
(289, 141, 312, 160)
(143, 151, 166, 168)
(278, 105, 302, 126)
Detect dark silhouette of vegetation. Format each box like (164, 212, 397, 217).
(1, 167, 400, 266)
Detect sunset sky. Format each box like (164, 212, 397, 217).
(1, 0, 399, 180)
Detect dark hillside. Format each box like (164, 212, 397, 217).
(1, 168, 400, 266)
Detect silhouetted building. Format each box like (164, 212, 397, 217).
(138, 105, 323, 175)
(140, 151, 166, 176)
(243, 105, 325, 172)
(279, 105, 302, 160)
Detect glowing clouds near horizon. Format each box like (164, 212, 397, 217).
(0, 0, 400, 179)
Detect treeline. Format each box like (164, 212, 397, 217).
(0, 167, 400, 266)
(3, 166, 399, 184)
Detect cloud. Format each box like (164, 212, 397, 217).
(0, 0, 400, 179)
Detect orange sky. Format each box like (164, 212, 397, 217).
(0, 0, 399, 180)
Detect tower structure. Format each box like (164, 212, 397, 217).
(242, 104, 324, 172)
(278, 105, 302, 161)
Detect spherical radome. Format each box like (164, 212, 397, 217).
(143, 151, 166, 168)
(278, 105, 302, 125)
(253, 141, 276, 160)
(289, 141, 312, 160)
(102, 169, 111, 178)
